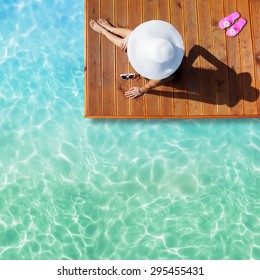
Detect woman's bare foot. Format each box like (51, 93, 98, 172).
(89, 19, 105, 34)
(97, 18, 114, 32)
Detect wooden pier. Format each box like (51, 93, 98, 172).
(85, 0, 260, 118)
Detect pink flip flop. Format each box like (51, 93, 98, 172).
(218, 12, 240, 29)
(226, 18, 247, 37)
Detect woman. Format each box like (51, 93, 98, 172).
(89, 19, 184, 99)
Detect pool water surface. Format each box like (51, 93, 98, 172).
(0, 0, 259, 260)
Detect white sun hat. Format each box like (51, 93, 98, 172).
(127, 20, 184, 80)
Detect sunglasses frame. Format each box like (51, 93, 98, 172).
(120, 73, 136, 80)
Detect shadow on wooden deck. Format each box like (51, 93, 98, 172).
(151, 45, 259, 108)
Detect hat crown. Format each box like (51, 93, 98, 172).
(145, 38, 174, 63)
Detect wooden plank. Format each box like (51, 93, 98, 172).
(184, 0, 202, 116)
(128, 0, 145, 116)
(170, 0, 188, 116)
(115, 0, 131, 116)
(237, 0, 257, 115)
(197, 0, 217, 116)
(156, 0, 170, 25)
(210, 0, 230, 115)
(157, 0, 174, 116)
(250, 0, 260, 114)
(87, 0, 102, 116)
(100, 0, 116, 116)
(143, 0, 160, 116)
(224, 0, 243, 115)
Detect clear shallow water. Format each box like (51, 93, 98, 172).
(0, 0, 260, 260)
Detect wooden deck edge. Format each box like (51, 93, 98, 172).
(84, 0, 88, 117)
(84, 114, 260, 119)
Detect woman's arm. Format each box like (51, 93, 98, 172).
(125, 77, 173, 99)
(125, 80, 160, 99)
(141, 79, 162, 92)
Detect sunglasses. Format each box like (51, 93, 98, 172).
(120, 73, 136, 80)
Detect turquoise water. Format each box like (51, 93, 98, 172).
(0, 0, 260, 260)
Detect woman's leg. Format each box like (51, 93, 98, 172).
(90, 19, 123, 48)
(97, 19, 132, 38)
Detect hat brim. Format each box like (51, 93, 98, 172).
(127, 20, 184, 80)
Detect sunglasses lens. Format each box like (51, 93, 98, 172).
(120, 75, 127, 80)
(129, 74, 135, 79)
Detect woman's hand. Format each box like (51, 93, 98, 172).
(119, 40, 127, 52)
(125, 87, 144, 99)
(119, 35, 130, 52)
